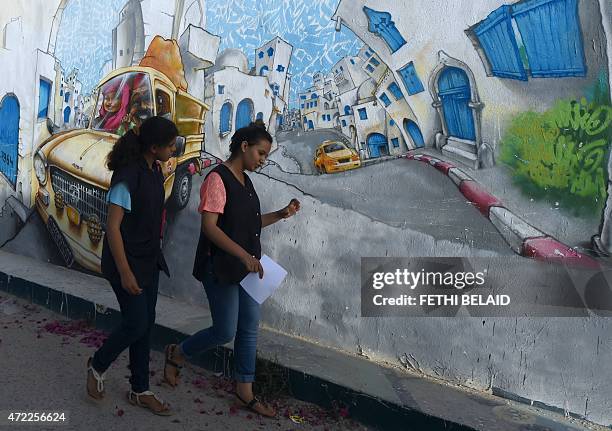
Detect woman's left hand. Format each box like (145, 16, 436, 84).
(278, 198, 301, 219)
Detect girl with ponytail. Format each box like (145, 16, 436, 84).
(86, 116, 178, 415)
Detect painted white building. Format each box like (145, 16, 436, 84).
(351, 78, 404, 158)
(0, 0, 62, 226)
(113, 0, 206, 69)
(333, 0, 609, 168)
(203, 49, 276, 159)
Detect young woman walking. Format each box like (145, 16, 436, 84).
(86, 116, 178, 416)
(163, 123, 300, 418)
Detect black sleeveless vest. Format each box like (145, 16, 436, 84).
(193, 163, 262, 284)
(101, 157, 169, 287)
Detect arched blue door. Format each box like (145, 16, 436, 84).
(367, 133, 388, 158)
(438, 67, 475, 140)
(63, 106, 71, 124)
(344, 105, 351, 115)
(0, 95, 20, 186)
(307, 120, 314, 130)
(220, 102, 232, 133)
(235, 99, 253, 129)
(256, 112, 264, 121)
(259, 66, 269, 76)
(403, 119, 425, 148)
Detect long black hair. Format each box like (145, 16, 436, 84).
(228, 121, 273, 159)
(107, 116, 179, 171)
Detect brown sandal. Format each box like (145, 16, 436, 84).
(86, 357, 105, 400)
(235, 393, 276, 418)
(127, 390, 173, 416)
(163, 344, 183, 387)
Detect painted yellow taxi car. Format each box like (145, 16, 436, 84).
(32, 66, 209, 272)
(313, 140, 361, 174)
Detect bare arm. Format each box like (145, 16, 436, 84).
(106, 204, 142, 295)
(261, 210, 282, 228)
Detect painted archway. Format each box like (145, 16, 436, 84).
(235, 98, 254, 129)
(366, 133, 388, 158)
(403, 119, 425, 148)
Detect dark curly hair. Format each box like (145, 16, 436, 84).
(106, 116, 178, 171)
(228, 121, 273, 159)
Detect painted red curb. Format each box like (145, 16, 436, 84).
(418, 155, 433, 163)
(522, 237, 600, 269)
(459, 180, 502, 216)
(434, 161, 455, 175)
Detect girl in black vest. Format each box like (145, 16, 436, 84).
(163, 123, 300, 418)
(86, 116, 177, 416)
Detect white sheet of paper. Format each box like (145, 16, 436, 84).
(240, 254, 288, 304)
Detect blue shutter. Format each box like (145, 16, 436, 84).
(0, 95, 20, 186)
(473, 5, 527, 80)
(370, 57, 380, 66)
(300, 95, 307, 99)
(256, 112, 264, 121)
(350, 59, 355, 64)
(398, 62, 425, 95)
(358, 108, 368, 120)
(260, 65, 269, 76)
(64, 92, 70, 103)
(235, 99, 253, 129)
(387, 83, 404, 100)
(220, 102, 232, 133)
(366, 64, 375, 73)
(380, 93, 392, 107)
(512, 0, 586, 77)
(363, 7, 406, 53)
(217, 85, 224, 94)
(344, 105, 351, 115)
(391, 138, 399, 148)
(38, 79, 51, 119)
(342, 119, 347, 126)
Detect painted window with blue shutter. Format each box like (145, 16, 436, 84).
(38, 79, 52, 119)
(471, 5, 527, 80)
(64, 92, 70, 103)
(387, 83, 404, 100)
(391, 138, 400, 148)
(512, 0, 586, 77)
(398, 62, 425, 95)
(256, 112, 264, 121)
(369, 57, 380, 66)
(379, 92, 392, 107)
(217, 85, 224, 94)
(342, 119, 347, 127)
(220, 102, 232, 133)
(358, 108, 368, 120)
(344, 105, 351, 115)
(366, 64, 375, 73)
(301, 104, 304, 109)
(363, 7, 406, 53)
(300, 95, 306, 99)
(350, 59, 355, 65)
(260, 65, 269, 76)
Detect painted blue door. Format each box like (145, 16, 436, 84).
(63, 106, 71, 124)
(308, 120, 314, 130)
(404, 120, 425, 148)
(235, 99, 253, 129)
(438, 67, 476, 140)
(0, 95, 20, 186)
(367, 133, 388, 158)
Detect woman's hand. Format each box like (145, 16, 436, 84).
(120, 269, 142, 295)
(240, 252, 264, 279)
(277, 198, 301, 219)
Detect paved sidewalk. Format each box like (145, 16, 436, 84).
(0, 292, 368, 431)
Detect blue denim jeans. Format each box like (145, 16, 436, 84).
(180, 258, 261, 383)
(92, 270, 159, 393)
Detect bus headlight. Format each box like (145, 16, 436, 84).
(34, 151, 48, 185)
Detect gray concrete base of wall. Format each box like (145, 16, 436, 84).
(0, 250, 604, 431)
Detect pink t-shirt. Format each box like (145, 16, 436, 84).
(198, 172, 226, 214)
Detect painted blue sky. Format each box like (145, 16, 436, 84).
(55, 0, 362, 107)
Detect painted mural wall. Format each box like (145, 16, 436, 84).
(1, 0, 611, 425)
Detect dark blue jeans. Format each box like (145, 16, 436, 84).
(92, 270, 159, 393)
(180, 259, 261, 383)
